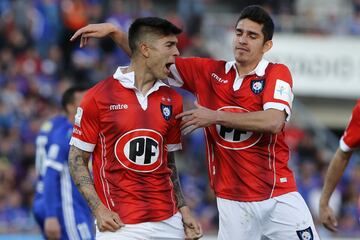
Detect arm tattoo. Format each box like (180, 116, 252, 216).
(168, 152, 187, 209)
(69, 146, 101, 212)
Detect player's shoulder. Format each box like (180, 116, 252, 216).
(356, 99, 360, 108)
(353, 99, 360, 116)
(266, 62, 291, 73)
(84, 76, 116, 99)
(176, 57, 224, 66)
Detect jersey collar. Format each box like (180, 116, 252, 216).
(113, 66, 169, 110)
(225, 59, 269, 91)
(225, 58, 269, 77)
(113, 66, 168, 91)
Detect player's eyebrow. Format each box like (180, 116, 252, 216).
(164, 40, 178, 45)
(236, 28, 260, 37)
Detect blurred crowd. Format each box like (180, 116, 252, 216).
(0, 0, 359, 237)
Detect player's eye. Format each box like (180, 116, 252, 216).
(249, 34, 257, 39)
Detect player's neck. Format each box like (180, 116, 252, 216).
(127, 62, 157, 95)
(235, 59, 261, 76)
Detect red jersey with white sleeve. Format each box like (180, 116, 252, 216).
(340, 99, 360, 152)
(70, 67, 183, 224)
(168, 57, 297, 202)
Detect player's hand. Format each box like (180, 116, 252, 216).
(179, 206, 203, 239)
(319, 204, 338, 232)
(94, 204, 124, 232)
(44, 217, 61, 240)
(70, 23, 118, 47)
(176, 101, 217, 135)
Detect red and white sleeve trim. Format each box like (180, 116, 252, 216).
(70, 137, 95, 152)
(263, 102, 291, 121)
(339, 137, 352, 152)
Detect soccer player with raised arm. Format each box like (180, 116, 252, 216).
(33, 86, 94, 240)
(70, 5, 319, 240)
(68, 17, 202, 240)
(320, 99, 360, 232)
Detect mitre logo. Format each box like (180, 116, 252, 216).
(109, 104, 128, 111)
(211, 73, 228, 84)
(114, 129, 163, 172)
(212, 106, 262, 150)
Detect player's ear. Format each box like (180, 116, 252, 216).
(262, 40, 272, 54)
(139, 42, 150, 58)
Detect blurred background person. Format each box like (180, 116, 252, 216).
(32, 86, 94, 240)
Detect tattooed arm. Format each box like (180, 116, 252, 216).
(69, 145, 124, 232)
(168, 152, 203, 239)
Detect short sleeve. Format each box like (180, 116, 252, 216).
(70, 92, 100, 152)
(165, 94, 183, 152)
(340, 101, 360, 152)
(263, 64, 294, 121)
(168, 57, 206, 94)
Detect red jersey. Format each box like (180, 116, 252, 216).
(169, 57, 297, 201)
(70, 67, 183, 224)
(340, 99, 360, 152)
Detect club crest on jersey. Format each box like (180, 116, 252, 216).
(160, 104, 172, 121)
(296, 227, 314, 240)
(114, 129, 163, 172)
(250, 79, 265, 94)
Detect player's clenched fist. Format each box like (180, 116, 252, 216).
(95, 204, 124, 232)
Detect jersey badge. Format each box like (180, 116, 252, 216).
(274, 79, 292, 104)
(74, 107, 83, 127)
(250, 79, 265, 94)
(160, 103, 172, 121)
(296, 226, 314, 240)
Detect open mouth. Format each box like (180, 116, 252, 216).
(165, 63, 172, 70)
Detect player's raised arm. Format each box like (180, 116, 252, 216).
(68, 145, 124, 232)
(70, 23, 131, 56)
(167, 152, 203, 239)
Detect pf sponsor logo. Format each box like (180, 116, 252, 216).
(114, 129, 163, 172)
(212, 106, 262, 149)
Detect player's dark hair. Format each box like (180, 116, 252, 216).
(236, 5, 274, 42)
(128, 17, 182, 54)
(61, 86, 88, 112)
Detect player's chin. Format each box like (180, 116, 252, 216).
(234, 54, 248, 64)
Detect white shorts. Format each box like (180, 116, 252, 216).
(217, 192, 320, 240)
(95, 212, 185, 240)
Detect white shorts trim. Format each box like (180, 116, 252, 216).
(95, 212, 184, 240)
